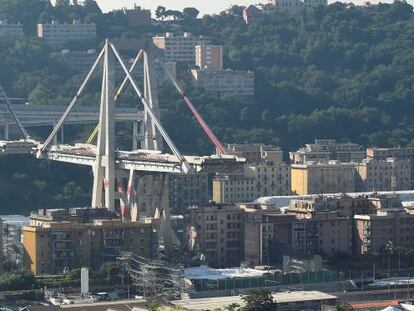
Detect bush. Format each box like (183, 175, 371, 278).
(0, 270, 36, 291)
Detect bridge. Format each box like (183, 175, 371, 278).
(0, 103, 143, 140)
(44, 144, 243, 174)
(1, 40, 244, 255)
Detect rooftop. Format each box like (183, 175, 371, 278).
(172, 291, 337, 310)
(256, 190, 414, 207)
(292, 161, 356, 167)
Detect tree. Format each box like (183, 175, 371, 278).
(183, 7, 200, 19)
(227, 5, 245, 16)
(225, 304, 241, 311)
(155, 6, 166, 20)
(164, 10, 183, 21)
(28, 84, 55, 105)
(241, 289, 275, 311)
(0, 0, 49, 35)
(337, 303, 354, 311)
(0, 270, 36, 291)
(55, 0, 70, 6)
(146, 301, 160, 311)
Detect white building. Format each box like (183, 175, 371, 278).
(153, 32, 209, 63)
(191, 69, 254, 97)
(37, 21, 96, 47)
(267, 0, 327, 14)
(0, 21, 23, 37)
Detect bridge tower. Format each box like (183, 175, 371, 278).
(38, 40, 192, 256)
(91, 40, 116, 211)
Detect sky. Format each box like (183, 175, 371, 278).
(95, 0, 401, 14)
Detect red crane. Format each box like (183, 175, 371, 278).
(164, 66, 227, 156)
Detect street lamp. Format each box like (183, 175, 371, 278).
(385, 240, 394, 295)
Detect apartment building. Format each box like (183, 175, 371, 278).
(226, 143, 283, 164)
(243, 210, 296, 266)
(303, 0, 328, 8)
(188, 194, 408, 268)
(289, 195, 370, 218)
(367, 147, 414, 187)
(367, 147, 414, 160)
(23, 208, 155, 276)
(213, 162, 291, 204)
(153, 32, 208, 63)
(288, 194, 406, 256)
(267, 0, 327, 14)
(122, 5, 151, 26)
(287, 199, 353, 256)
(195, 44, 223, 70)
(292, 212, 352, 257)
(356, 158, 411, 191)
(188, 204, 244, 268)
(191, 69, 254, 97)
(52, 49, 97, 73)
(247, 163, 291, 197)
(290, 139, 365, 164)
(0, 21, 23, 37)
(243, 5, 263, 24)
(168, 173, 210, 214)
(271, 0, 304, 14)
(37, 21, 96, 48)
(213, 145, 290, 203)
(354, 208, 414, 254)
(291, 161, 356, 195)
(213, 173, 257, 204)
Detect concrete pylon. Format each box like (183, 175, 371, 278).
(143, 52, 163, 152)
(91, 40, 116, 211)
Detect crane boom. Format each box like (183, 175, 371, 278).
(85, 50, 227, 156)
(0, 84, 30, 139)
(163, 66, 227, 156)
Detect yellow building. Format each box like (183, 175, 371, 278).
(212, 174, 256, 204)
(23, 208, 155, 276)
(291, 161, 356, 195)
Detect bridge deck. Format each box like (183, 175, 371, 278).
(0, 104, 143, 127)
(1, 142, 245, 174)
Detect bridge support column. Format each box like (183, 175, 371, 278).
(4, 121, 9, 140)
(104, 41, 116, 212)
(60, 125, 64, 144)
(132, 121, 139, 150)
(53, 122, 58, 145)
(140, 121, 145, 149)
